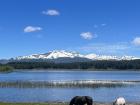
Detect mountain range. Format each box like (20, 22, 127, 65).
(15, 50, 139, 61)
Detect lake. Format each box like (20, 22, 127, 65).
(0, 70, 140, 102)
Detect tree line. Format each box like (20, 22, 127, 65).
(1, 59, 140, 70)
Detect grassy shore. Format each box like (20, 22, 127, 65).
(0, 102, 140, 105)
(0, 102, 66, 105)
(0, 65, 13, 72)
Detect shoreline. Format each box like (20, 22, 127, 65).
(14, 69, 140, 71)
(1, 66, 140, 73)
(0, 102, 140, 105)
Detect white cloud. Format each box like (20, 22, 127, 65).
(132, 37, 140, 46)
(42, 9, 60, 16)
(80, 32, 96, 40)
(24, 26, 42, 33)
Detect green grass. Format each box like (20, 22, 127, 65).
(0, 102, 68, 105)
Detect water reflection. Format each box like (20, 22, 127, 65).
(0, 80, 139, 88)
(1, 70, 140, 82)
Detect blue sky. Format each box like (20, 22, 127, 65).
(0, 0, 140, 58)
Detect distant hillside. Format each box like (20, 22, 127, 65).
(0, 59, 9, 64)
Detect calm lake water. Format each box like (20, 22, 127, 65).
(0, 70, 140, 102)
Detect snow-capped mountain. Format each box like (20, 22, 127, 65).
(15, 50, 139, 61)
(85, 54, 138, 60)
(16, 50, 84, 60)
